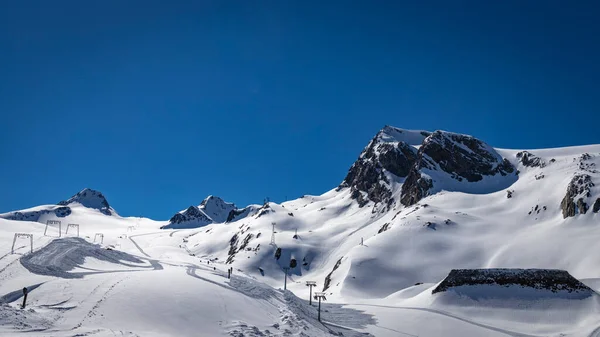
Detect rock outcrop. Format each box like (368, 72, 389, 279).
(165, 205, 212, 229)
(163, 196, 257, 229)
(516, 151, 546, 168)
(342, 127, 517, 208)
(2, 206, 72, 222)
(400, 168, 433, 206)
(401, 131, 516, 206)
(340, 126, 424, 207)
(594, 198, 600, 213)
(560, 174, 595, 218)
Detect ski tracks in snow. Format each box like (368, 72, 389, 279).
(349, 303, 539, 337)
(72, 276, 129, 331)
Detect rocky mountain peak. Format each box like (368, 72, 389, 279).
(163, 205, 213, 229)
(162, 195, 237, 229)
(339, 126, 428, 208)
(57, 188, 113, 215)
(340, 127, 517, 208)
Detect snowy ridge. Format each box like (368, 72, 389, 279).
(161, 195, 240, 229)
(3, 125, 600, 336)
(0, 188, 118, 223)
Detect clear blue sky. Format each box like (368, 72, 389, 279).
(1, 1, 599, 219)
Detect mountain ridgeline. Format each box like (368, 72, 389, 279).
(3, 126, 599, 227)
(340, 126, 518, 210)
(3, 125, 600, 300)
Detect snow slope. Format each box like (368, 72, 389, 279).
(3, 126, 600, 336)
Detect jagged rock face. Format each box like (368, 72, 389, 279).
(341, 127, 422, 207)
(561, 174, 595, 218)
(418, 131, 515, 183)
(167, 206, 212, 227)
(594, 198, 600, 213)
(401, 131, 515, 206)
(163, 195, 240, 229)
(58, 188, 112, 215)
(516, 151, 545, 168)
(400, 168, 433, 206)
(343, 127, 516, 208)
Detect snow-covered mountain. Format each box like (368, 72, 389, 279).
(160, 195, 244, 229)
(57, 188, 115, 215)
(0, 188, 118, 222)
(3, 125, 600, 336)
(185, 125, 600, 300)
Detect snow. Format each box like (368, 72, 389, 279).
(2, 128, 600, 336)
(376, 125, 430, 146)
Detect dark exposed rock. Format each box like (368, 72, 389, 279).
(255, 204, 273, 218)
(323, 257, 343, 291)
(400, 168, 433, 206)
(341, 128, 515, 208)
(400, 131, 515, 206)
(168, 205, 211, 226)
(378, 223, 391, 234)
(420, 131, 515, 182)
(516, 151, 545, 168)
(340, 127, 422, 208)
(226, 205, 260, 223)
(226, 234, 239, 264)
(594, 198, 600, 213)
(506, 190, 513, 198)
(274, 247, 282, 260)
(165, 196, 242, 229)
(239, 233, 254, 251)
(560, 174, 595, 218)
(432, 269, 592, 295)
(227, 209, 245, 222)
(289, 259, 297, 268)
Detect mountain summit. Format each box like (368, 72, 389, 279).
(340, 126, 517, 209)
(58, 188, 114, 215)
(161, 195, 237, 229)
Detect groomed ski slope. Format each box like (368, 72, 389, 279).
(0, 216, 368, 336)
(2, 219, 600, 337)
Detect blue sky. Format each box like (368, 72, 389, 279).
(1, 1, 599, 219)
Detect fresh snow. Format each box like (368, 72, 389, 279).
(2, 127, 600, 336)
